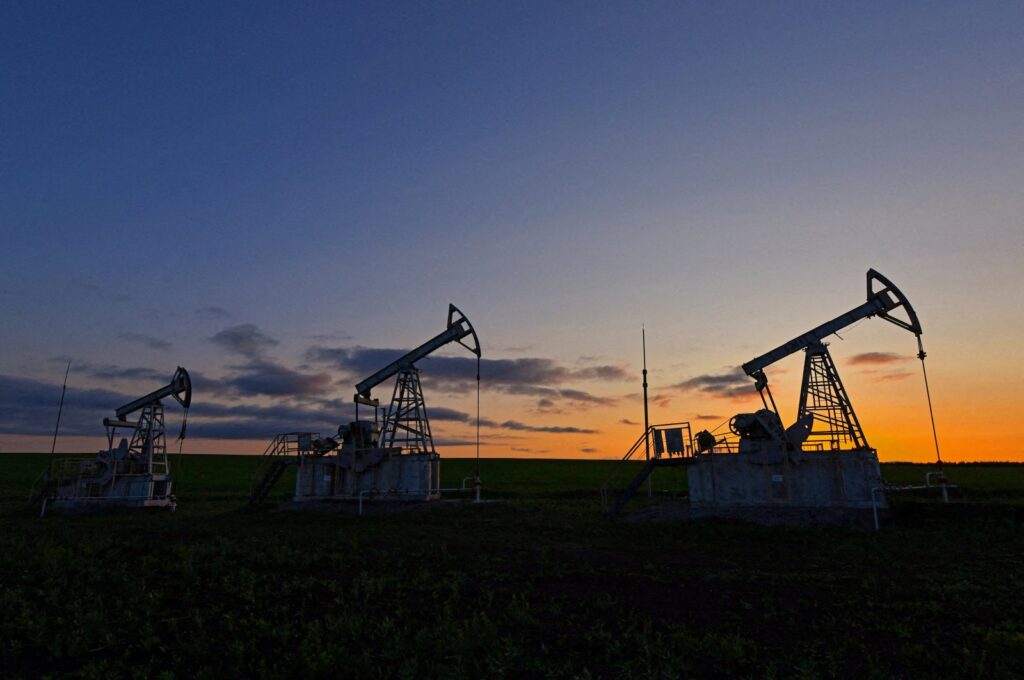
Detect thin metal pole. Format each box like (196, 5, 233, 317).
(49, 361, 71, 463)
(475, 355, 481, 501)
(643, 327, 651, 498)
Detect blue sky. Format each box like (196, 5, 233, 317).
(2, 2, 1022, 458)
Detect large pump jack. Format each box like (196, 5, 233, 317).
(39, 367, 191, 515)
(252, 305, 481, 504)
(353, 304, 481, 455)
(725, 269, 925, 455)
(688, 270, 934, 523)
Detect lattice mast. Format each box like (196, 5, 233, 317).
(381, 367, 436, 453)
(796, 342, 867, 450)
(121, 404, 166, 474)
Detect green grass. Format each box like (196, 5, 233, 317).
(1, 453, 1022, 678)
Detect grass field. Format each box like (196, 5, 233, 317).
(1, 454, 1022, 678)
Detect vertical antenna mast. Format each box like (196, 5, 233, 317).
(642, 327, 651, 497)
(49, 361, 71, 462)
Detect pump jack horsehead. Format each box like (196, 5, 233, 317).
(38, 367, 191, 516)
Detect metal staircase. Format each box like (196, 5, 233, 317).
(250, 432, 318, 504)
(600, 422, 696, 518)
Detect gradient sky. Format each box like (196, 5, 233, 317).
(2, 2, 1022, 461)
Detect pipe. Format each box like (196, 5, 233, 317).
(871, 486, 884, 531)
(925, 471, 950, 503)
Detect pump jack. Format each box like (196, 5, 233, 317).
(353, 304, 481, 454)
(38, 367, 191, 515)
(685, 269, 937, 525)
(251, 305, 481, 504)
(728, 269, 924, 455)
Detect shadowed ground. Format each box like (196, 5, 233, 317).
(1, 454, 1021, 678)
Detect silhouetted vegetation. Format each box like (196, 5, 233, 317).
(1, 455, 1021, 678)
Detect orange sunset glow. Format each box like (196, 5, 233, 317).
(2, 4, 1021, 466)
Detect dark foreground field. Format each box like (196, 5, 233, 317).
(1, 455, 1022, 678)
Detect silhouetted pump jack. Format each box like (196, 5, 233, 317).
(251, 305, 481, 505)
(38, 367, 191, 516)
(685, 270, 929, 525)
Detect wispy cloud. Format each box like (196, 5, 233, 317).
(432, 438, 490, 447)
(10, 336, 613, 443)
(500, 420, 597, 434)
(0, 374, 139, 436)
(572, 365, 630, 381)
(423, 407, 587, 435)
(209, 324, 278, 358)
(307, 331, 354, 342)
(308, 349, 627, 386)
(66, 362, 169, 382)
(221, 360, 332, 398)
(196, 305, 231, 320)
(205, 324, 333, 399)
(0, 373, 340, 441)
(0, 370, 550, 443)
(118, 332, 173, 351)
(849, 352, 912, 365)
(650, 394, 672, 408)
(536, 398, 562, 414)
(620, 418, 639, 425)
(674, 368, 754, 401)
(425, 407, 498, 428)
(499, 384, 615, 406)
(305, 347, 626, 407)
(695, 414, 723, 421)
(871, 371, 914, 383)
(185, 400, 342, 440)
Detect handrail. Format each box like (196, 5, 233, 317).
(251, 432, 323, 502)
(599, 422, 694, 509)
